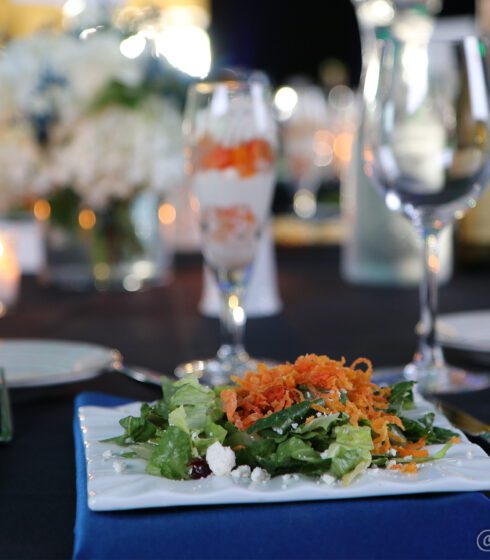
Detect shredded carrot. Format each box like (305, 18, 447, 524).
(220, 354, 462, 468)
(390, 462, 418, 474)
(450, 436, 461, 444)
(394, 438, 428, 458)
(221, 354, 404, 454)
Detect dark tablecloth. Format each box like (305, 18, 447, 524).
(1, 247, 489, 559)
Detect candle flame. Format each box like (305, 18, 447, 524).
(158, 203, 177, 225)
(79, 209, 96, 230)
(33, 199, 51, 221)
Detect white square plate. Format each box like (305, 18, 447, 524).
(78, 396, 490, 511)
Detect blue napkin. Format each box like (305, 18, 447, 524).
(74, 392, 490, 560)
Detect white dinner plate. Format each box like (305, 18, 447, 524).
(78, 394, 490, 512)
(439, 310, 490, 364)
(1, 339, 121, 388)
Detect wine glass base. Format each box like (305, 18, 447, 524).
(372, 365, 490, 394)
(174, 356, 277, 386)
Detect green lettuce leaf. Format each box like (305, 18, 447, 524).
(118, 415, 156, 443)
(328, 446, 371, 479)
(341, 459, 371, 486)
(255, 437, 331, 476)
(326, 425, 373, 481)
(388, 381, 416, 413)
(102, 402, 166, 445)
(246, 399, 323, 435)
(204, 418, 227, 442)
(193, 418, 228, 455)
(276, 437, 323, 463)
(334, 424, 373, 451)
(224, 424, 277, 469)
(169, 375, 215, 408)
(160, 376, 177, 420)
(400, 412, 458, 444)
(167, 375, 221, 433)
(297, 413, 342, 434)
(168, 405, 189, 434)
(146, 426, 192, 479)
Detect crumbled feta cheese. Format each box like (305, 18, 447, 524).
(102, 449, 113, 460)
(250, 467, 271, 483)
(291, 422, 299, 430)
(281, 473, 300, 485)
(206, 442, 236, 476)
(316, 412, 323, 418)
(231, 465, 251, 479)
(386, 459, 397, 468)
(113, 459, 126, 473)
(320, 473, 336, 485)
(320, 450, 329, 460)
(272, 427, 284, 435)
(387, 449, 397, 457)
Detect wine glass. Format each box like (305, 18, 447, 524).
(363, 33, 490, 393)
(174, 79, 277, 385)
(278, 83, 333, 219)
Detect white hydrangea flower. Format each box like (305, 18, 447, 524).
(0, 121, 48, 212)
(65, 31, 144, 105)
(0, 29, 184, 211)
(56, 96, 184, 208)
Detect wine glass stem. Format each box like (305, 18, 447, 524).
(217, 284, 248, 364)
(415, 230, 444, 369)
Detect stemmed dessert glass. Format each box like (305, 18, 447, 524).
(175, 80, 277, 385)
(363, 34, 490, 393)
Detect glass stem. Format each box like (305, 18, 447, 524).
(414, 230, 445, 370)
(217, 284, 248, 364)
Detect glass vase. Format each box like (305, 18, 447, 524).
(42, 190, 173, 291)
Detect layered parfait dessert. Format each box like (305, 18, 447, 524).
(189, 93, 277, 273)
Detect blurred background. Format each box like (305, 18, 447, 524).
(0, 0, 483, 303)
(211, 0, 473, 84)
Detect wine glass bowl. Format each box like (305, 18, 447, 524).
(175, 79, 277, 385)
(365, 37, 489, 230)
(363, 34, 490, 392)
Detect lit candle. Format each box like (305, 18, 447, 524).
(0, 234, 20, 317)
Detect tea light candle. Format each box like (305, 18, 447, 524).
(0, 235, 20, 317)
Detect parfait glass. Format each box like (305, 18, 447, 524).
(363, 34, 490, 393)
(175, 80, 277, 385)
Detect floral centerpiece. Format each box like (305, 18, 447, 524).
(0, 28, 187, 289)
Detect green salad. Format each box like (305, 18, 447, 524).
(105, 355, 459, 485)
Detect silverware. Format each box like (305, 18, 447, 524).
(111, 363, 167, 386)
(0, 367, 13, 443)
(438, 401, 490, 444)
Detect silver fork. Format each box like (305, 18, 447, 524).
(0, 367, 13, 443)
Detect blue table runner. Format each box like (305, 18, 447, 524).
(73, 392, 490, 560)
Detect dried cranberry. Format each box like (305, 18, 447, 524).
(189, 458, 212, 479)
